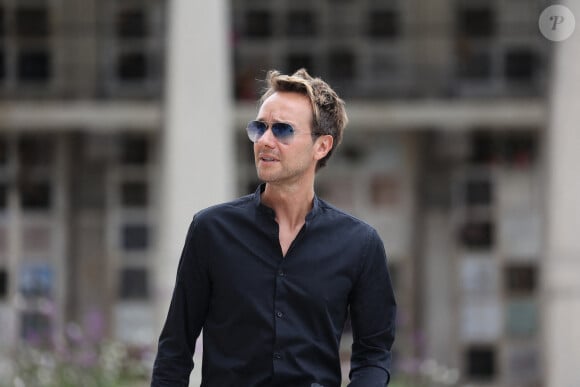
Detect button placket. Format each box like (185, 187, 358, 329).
(273, 260, 286, 370)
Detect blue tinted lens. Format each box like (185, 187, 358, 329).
(271, 123, 295, 141)
(246, 121, 267, 142)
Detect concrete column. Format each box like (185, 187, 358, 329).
(408, 0, 454, 97)
(59, 0, 99, 97)
(543, 2, 580, 386)
(423, 212, 456, 370)
(154, 0, 234, 334)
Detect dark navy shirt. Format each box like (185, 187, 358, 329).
(151, 185, 396, 387)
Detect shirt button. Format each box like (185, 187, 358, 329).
(278, 269, 285, 277)
(273, 353, 282, 360)
(276, 311, 283, 318)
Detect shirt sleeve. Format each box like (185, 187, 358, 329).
(347, 228, 397, 387)
(151, 217, 211, 387)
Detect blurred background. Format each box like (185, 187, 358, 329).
(0, 0, 578, 386)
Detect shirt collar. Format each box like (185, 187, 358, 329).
(253, 183, 321, 221)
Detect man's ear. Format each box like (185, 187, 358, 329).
(314, 135, 333, 161)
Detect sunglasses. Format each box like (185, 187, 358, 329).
(246, 120, 307, 144)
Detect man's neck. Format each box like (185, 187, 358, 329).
(261, 182, 314, 229)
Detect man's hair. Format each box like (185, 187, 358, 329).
(259, 68, 348, 170)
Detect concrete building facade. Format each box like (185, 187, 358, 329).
(0, 0, 576, 386)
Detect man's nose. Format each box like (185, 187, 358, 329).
(257, 126, 276, 145)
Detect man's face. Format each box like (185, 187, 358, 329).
(253, 91, 321, 185)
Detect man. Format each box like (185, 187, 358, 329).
(151, 69, 396, 387)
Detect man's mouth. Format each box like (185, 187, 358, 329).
(259, 153, 279, 162)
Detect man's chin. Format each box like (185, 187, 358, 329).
(257, 169, 279, 182)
